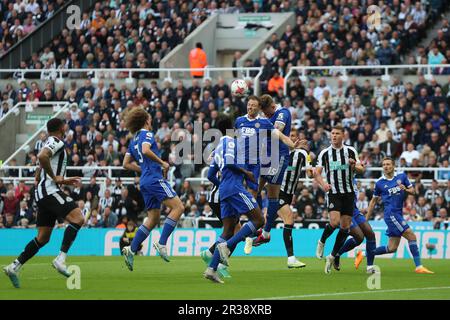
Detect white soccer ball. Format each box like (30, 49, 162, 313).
(231, 79, 249, 98)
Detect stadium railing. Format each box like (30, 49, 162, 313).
(4, 66, 264, 85)
(1, 101, 69, 166)
(186, 166, 450, 187)
(283, 63, 450, 95)
(0, 165, 176, 185)
(0, 166, 447, 188)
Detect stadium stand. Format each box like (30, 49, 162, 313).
(0, 1, 449, 230)
(0, 0, 66, 57)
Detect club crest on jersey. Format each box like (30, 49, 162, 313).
(255, 122, 260, 128)
(329, 203, 334, 209)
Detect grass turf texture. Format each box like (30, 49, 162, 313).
(0, 256, 449, 300)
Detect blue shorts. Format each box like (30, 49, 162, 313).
(244, 164, 260, 191)
(261, 155, 289, 185)
(220, 190, 258, 219)
(141, 179, 177, 210)
(385, 213, 410, 237)
(351, 210, 367, 229)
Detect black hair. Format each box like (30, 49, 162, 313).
(196, 42, 203, 49)
(46, 118, 64, 133)
(216, 116, 233, 136)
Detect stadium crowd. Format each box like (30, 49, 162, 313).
(0, 0, 449, 229)
(0, 0, 66, 57)
(5, 0, 448, 78)
(0, 71, 449, 229)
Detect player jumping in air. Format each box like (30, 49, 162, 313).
(250, 94, 308, 247)
(245, 130, 313, 268)
(204, 116, 264, 284)
(366, 157, 434, 274)
(3, 118, 84, 288)
(121, 107, 185, 270)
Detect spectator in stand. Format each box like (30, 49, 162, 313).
(400, 143, 421, 166)
(189, 42, 208, 79)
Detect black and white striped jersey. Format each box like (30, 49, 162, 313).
(208, 184, 220, 204)
(317, 144, 360, 195)
(34, 136, 67, 202)
(281, 149, 311, 195)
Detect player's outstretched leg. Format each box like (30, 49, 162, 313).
(254, 182, 280, 246)
(355, 222, 377, 271)
(317, 210, 339, 259)
(52, 208, 84, 277)
(3, 228, 51, 288)
(334, 227, 364, 271)
(402, 229, 434, 274)
(204, 218, 237, 284)
(325, 214, 351, 274)
(123, 209, 160, 271)
(154, 196, 185, 262)
(219, 208, 264, 267)
(278, 203, 305, 268)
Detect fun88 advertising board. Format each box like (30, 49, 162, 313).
(0, 222, 449, 259)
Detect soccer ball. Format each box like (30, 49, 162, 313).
(231, 79, 248, 98)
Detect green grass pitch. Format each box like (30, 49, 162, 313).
(1, 256, 450, 300)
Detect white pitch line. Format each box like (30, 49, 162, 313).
(252, 286, 450, 300)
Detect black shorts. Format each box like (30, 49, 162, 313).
(37, 191, 78, 227)
(278, 190, 293, 209)
(327, 193, 355, 216)
(209, 201, 222, 223)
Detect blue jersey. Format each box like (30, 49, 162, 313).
(268, 106, 291, 158)
(374, 172, 412, 215)
(211, 136, 247, 200)
(127, 129, 163, 183)
(235, 115, 274, 165)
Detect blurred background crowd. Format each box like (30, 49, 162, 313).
(0, 0, 449, 229)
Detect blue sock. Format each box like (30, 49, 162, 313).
(374, 245, 390, 255)
(131, 225, 150, 253)
(366, 239, 376, 266)
(263, 199, 279, 233)
(209, 237, 226, 271)
(337, 237, 358, 256)
(408, 241, 421, 267)
(159, 217, 177, 245)
(257, 195, 263, 210)
(227, 221, 257, 249)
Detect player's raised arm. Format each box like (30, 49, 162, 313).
(271, 129, 296, 149)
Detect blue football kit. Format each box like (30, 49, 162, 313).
(127, 129, 176, 210)
(374, 172, 412, 237)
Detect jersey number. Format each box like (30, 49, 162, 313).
(134, 145, 144, 163)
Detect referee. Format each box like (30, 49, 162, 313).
(314, 125, 365, 274)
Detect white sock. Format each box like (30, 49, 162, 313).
(218, 263, 227, 269)
(12, 259, 22, 272)
(57, 251, 67, 263)
(262, 231, 270, 238)
(288, 256, 297, 263)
